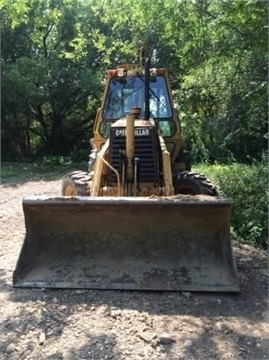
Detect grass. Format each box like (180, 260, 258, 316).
(1, 156, 86, 183)
(194, 161, 268, 249)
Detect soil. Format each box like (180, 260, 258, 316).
(0, 170, 268, 360)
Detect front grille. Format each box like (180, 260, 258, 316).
(108, 126, 159, 183)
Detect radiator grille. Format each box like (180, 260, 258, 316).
(108, 126, 159, 183)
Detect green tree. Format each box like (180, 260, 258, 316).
(178, 0, 268, 163)
(1, 0, 103, 158)
(1, 0, 267, 163)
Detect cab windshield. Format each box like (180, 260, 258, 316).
(103, 76, 172, 120)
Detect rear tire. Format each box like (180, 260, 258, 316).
(62, 171, 90, 196)
(173, 171, 217, 196)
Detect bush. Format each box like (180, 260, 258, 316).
(194, 157, 268, 249)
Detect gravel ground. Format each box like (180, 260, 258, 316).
(0, 172, 268, 360)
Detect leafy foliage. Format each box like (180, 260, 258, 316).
(1, 0, 103, 158)
(195, 156, 268, 249)
(1, 0, 267, 163)
(177, 0, 268, 163)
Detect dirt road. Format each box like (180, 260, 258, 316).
(0, 175, 268, 360)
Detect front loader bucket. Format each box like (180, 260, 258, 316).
(13, 196, 239, 292)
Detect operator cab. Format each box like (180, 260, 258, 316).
(99, 67, 177, 138)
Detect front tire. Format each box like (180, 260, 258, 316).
(173, 171, 217, 196)
(62, 171, 90, 196)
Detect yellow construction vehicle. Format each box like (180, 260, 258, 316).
(13, 59, 239, 291)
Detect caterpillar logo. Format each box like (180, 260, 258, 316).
(115, 128, 150, 137)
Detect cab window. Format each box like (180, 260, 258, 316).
(103, 76, 172, 120)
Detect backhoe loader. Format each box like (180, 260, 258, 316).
(13, 59, 239, 291)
